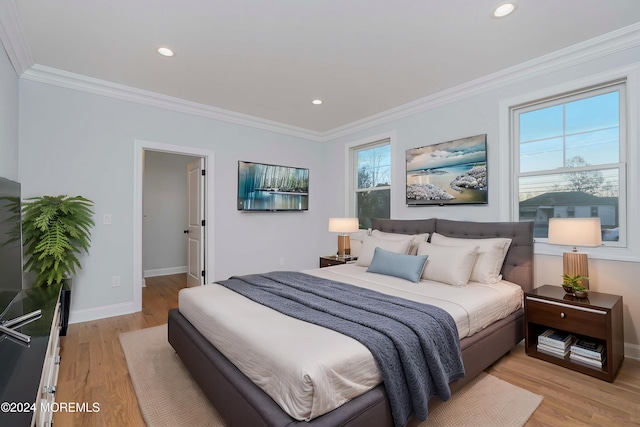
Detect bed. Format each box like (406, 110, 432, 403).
(168, 218, 534, 427)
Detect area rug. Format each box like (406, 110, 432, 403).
(120, 325, 542, 427)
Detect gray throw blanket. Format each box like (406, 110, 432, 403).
(217, 271, 465, 427)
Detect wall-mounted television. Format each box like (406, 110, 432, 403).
(238, 161, 309, 211)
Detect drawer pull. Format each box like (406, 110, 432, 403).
(560, 312, 566, 318)
(526, 296, 607, 315)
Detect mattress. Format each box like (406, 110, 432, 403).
(178, 264, 523, 422)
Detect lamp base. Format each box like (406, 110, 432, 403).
(563, 251, 590, 289)
(337, 235, 351, 257)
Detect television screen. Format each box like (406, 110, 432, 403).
(238, 161, 309, 211)
(0, 177, 23, 292)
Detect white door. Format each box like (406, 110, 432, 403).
(186, 158, 205, 287)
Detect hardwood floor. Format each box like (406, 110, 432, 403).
(53, 274, 186, 427)
(54, 275, 640, 426)
(488, 346, 640, 426)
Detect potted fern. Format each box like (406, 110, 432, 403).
(21, 195, 95, 287)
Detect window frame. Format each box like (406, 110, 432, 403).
(498, 64, 640, 262)
(512, 81, 627, 248)
(344, 132, 395, 229)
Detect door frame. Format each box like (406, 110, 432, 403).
(133, 139, 215, 312)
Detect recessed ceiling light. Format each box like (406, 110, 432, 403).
(157, 47, 175, 57)
(493, 2, 516, 18)
(311, 99, 323, 105)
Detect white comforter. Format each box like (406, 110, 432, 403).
(178, 264, 523, 421)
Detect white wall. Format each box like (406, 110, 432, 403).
(12, 26, 640, 358)
(0, 44, 18, 180)
(324, 45, 640, 356)
(142, 151, 199, 276)
(18, 80, 330, 322)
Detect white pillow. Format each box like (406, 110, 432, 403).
(430, 233, 512, 284)
(417, 241, 479, 287)
(371, 230, 430, 255)
(355, 236, 412, 267)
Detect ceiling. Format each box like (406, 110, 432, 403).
(9, 0, 640, 134)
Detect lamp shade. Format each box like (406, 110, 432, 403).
(548, 218, 602, 247)
(328, 218, 359, 233)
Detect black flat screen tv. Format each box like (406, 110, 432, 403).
(0, 177, 23, 298)
(238, 161, 309, 211)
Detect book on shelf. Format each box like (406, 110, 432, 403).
(537, 329, 575, 349)
(570, 339, 605, 360)
(536, 342, 570, 358)
(570, 352, 606, 369)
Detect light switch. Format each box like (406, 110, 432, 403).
(103, 214, 112, 225)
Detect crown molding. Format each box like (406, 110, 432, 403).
(3, 1, 639, 144)
(0, 0, 322, 141)
(21, 65, 325, 142)
(0, 0, 34, 75)
(322, 22, 640, 141)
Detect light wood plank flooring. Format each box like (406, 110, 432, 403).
(54, 274, 640, 426)
(53, 274, 186, 427)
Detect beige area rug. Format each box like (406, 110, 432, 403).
(120, 325, 542, 427)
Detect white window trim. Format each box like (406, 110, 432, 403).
(498, 63, 640, 262)
(344, 131, 396, 223)
(513, 81, 627, 248)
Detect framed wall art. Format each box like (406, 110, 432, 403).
(406, 134, 488, 206)
(237, 161, 309, 211)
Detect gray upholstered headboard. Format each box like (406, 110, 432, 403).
(370, 218, 534, 293)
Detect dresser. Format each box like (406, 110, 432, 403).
(0, 283, 62, 427)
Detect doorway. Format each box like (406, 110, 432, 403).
(133, 140, 215, 313)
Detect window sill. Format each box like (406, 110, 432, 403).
(535, 242, 640, 263)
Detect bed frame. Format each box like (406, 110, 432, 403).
(168, 218, 534, 427)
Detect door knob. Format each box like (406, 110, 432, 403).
(183, 229, 189, 234)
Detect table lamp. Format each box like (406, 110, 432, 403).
(547, 217, 602, 289)
(328, 218, 359, 257)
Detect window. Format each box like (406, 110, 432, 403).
(513, 81, 626, 245)
(350, 139, 391, 229)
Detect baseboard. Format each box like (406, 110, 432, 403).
(143, 266, 187, 278)
(625, 342, 640, 361)
(66, 266, 184, 324)
(69, 300, 138, 324)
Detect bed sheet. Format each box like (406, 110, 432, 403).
(177, 265, 522, 421)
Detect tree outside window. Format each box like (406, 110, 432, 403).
(353, 142, 391, 229)
(515, 84, 625, 244)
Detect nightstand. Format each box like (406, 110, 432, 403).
(524, 285, 624, 382)
(319, 255, 357, 268)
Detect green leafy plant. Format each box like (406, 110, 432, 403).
(21, 195, 95, 287)
(562, 273, 588, 292)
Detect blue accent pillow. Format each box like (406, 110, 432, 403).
(366, 247, 429, 283)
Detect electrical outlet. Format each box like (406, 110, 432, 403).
(279, 257, 285, 266)
(103, 214, 112, 225)
(112, 275, 121, 287)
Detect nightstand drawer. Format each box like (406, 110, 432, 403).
(526, 297, 608, 339)
(320, 257, 342, 268)
(319, 256, 357, 268)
